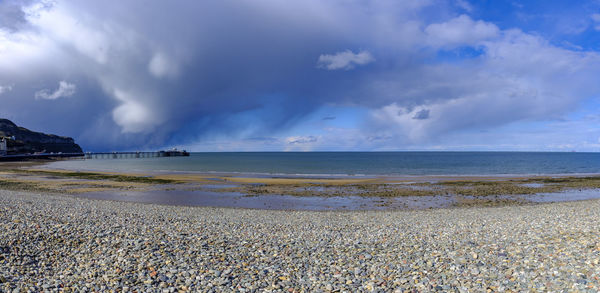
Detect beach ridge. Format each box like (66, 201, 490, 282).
(1, 189, 599, 291)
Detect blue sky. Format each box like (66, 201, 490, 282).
(0, 0, 599, 151)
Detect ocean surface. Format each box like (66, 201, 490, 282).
(45, 152, 600, 176)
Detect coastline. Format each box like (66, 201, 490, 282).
(33, 158, 600, 185)
(40, 159, 600, 180)
(1, 189, 599, 291)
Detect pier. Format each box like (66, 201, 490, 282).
(84, 150, 190, 159)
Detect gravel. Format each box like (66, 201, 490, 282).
(1, 190, 599, 292)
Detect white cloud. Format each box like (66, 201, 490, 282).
(425, 14, 499, 48)
(23, 2, 111, 64)
(592, 13, 600, 31)
(369, 27, 600, 144)
(317, 50, 375, 70)
(34, 81, 76, 100)
(111, 89, 163, 133)
(284, 135, 321, 151)
(0, 24, 57, 72)
(148, 52, 179, 79)
(0, 84, 13, 95)
(455, 0, 473, 12)
(286, 135, 318, 144)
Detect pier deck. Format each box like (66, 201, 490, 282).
(84, 150, 190, 159)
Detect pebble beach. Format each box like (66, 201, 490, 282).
(1, 190, 599, 292)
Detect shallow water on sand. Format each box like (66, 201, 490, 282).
(527, 189, 600, 203)
(74, 188, 600, 211)
(76, 189, 452, 210)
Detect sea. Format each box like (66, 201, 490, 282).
(45, 152, 600, 177)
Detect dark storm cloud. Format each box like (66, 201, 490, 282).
(0, 0, 345, 149)
(1, 0, 407, 150)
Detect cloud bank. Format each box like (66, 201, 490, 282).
(0, 0, 599, 151)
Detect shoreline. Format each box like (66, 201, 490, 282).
(40, 161, 600, 181)
(1, 189, 599, 291)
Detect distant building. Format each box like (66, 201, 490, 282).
(0, 137, 7, 156)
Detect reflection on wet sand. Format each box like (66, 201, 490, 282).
(1, 165, 600, 210)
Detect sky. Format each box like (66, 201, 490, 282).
(1, 0, 600, 152)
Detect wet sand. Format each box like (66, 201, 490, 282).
(1, 163, 600, 210)
(76, 186, 600, 211)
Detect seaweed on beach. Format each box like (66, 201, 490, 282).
(0, 179, 36, 190)
(437, 176, 600, 196)
(0, 179, 52, 192)
(213, 182, 441, 197)
(452, 195, 527, 208)
(18, 170, 178, 184)
(233, 177, 600, 198)
(447, 183, 554, 196)
(438, 179, 555, 196)
(348, 184, 439, 197)
(522, 176, 600, 188)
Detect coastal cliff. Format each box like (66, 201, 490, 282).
(0, 119, 83, 155)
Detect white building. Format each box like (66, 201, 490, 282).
(0, 137, 7, 156)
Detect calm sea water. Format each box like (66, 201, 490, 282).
(45, 152, 600, 176)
